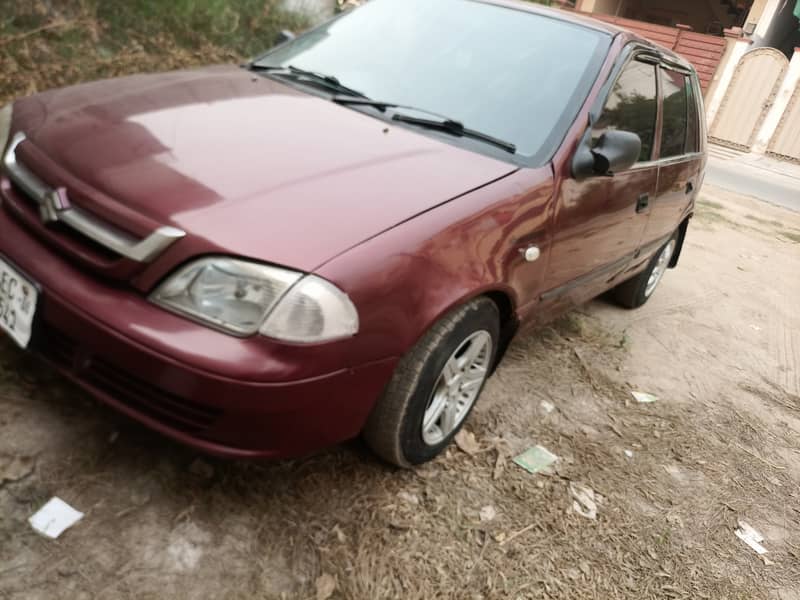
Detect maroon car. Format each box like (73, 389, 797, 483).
(0, 0, 705, 466)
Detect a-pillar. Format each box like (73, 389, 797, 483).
(752, 47, 800, 154)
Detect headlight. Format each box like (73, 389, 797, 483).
(259, 274, 359, 343)
(0, 104, 12, 155)
(151, 257, 359, 343)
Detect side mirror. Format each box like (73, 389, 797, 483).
(572, 130, 642, 180)
(275, 30, 296, 46)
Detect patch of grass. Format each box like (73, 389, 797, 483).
(0, 0, 309, 104)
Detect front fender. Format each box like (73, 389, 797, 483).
(316, 168, 555, 368)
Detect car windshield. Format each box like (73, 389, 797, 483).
(255, 0, 611, 165)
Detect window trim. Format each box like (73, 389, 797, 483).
(656, 66, 695, 161)
(591, 50, 661, 164)
(589, 43, 702, 171)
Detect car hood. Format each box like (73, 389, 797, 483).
(14, 66, 518, 271)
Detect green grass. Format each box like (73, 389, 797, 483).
(95, 0, 308, 56)
(0, 0, 309, 103)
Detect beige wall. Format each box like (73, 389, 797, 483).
(577, 0, 622, 13)
(746, 0, 771, 25)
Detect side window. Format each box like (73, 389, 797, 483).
(593, 59, 658, 163)
(685, 75, 700, 154)
(659, 69, 690, 158)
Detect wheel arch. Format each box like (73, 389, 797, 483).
(668, 214, 692, 269)
(482, 289, 520, 373)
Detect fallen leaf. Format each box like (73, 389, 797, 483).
(0, 453, 36, 484)
(332, 525, 347, 544)
(454, 430, 480, 456)
(493, 452, 506, 480)
(315, 573, 336, 600)
(397, 491, 419, 506)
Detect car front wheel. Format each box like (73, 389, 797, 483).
(613, 232, 678, 309)
(363, 297, 499, 468)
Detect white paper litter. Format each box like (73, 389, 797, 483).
(570, 483, 598, 520)
(479, 505, 497, 522)
(540, 401, 556, 415)
(735, 521, 768, 555)
(29, 497, 84, 539)
(624, 450, 634, 459)
(632, 391, 658, 404)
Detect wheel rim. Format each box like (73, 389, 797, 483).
(421, 330, 493, 446)
(644, 239, 676, 298)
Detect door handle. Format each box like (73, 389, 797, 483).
(636, 194, 649, 213)
(685, 181, 694, 195)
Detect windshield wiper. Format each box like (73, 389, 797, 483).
(333, 97, 516, 154)
(248, 63, 367, 98)
(393, 114, 517, 154)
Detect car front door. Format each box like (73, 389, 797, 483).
(541, 54, 660, 310)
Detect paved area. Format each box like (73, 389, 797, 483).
(706, 144, 800, 213)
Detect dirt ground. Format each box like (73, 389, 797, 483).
(0, 183, 799, 600)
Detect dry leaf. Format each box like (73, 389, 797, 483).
(454, 430, 480, 455)
(315, 573, 336, 600)
(332, 525, 347, 544)
(397, 491, 419, 506)
(493, 452, 506, 480)
(0, 453, 36, 484)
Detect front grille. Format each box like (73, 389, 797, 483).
(3, 181, 123, 266)
(37, 325, 78, 368)
(33, 324, 221, 434)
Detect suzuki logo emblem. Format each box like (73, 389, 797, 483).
(40, 187, 70, 224)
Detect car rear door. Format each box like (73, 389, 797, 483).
(541, 54, 660, 307)
(642, 67, 703, 250)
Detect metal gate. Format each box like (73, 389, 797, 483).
(710, 48, 789, 151)
(768, 81, 800, 163)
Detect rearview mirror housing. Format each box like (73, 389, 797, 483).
(572, 130, 642, 180)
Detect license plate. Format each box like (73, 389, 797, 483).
(0, 257, 38, 349)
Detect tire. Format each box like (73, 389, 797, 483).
(363, 297, 500, 468)
(613, 232, 679, 309)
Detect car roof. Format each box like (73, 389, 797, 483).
(471, 0, 695, 72)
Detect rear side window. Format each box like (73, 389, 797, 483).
(659, 70, 690, 158)
(685, 75, 700, 154)
(593, 59, 658, 163)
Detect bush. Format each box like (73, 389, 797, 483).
(0, 0, 309, 103)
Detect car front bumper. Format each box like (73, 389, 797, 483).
(0, 200, 397, 460)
